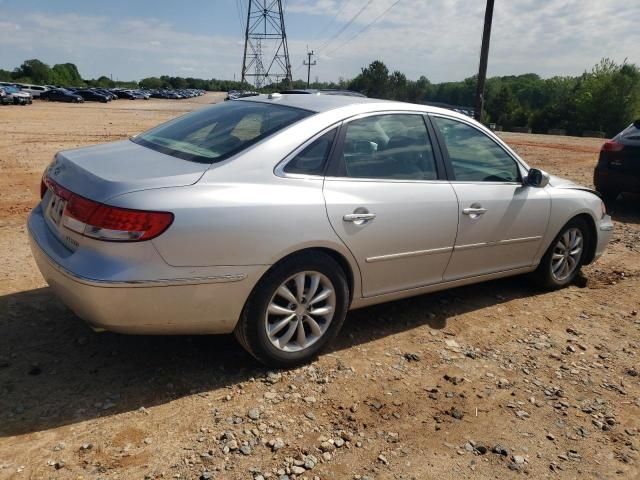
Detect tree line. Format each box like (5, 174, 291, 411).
(344, 59, 640, 137)
(2, 57, 638, 137)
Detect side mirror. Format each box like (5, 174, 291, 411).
(526, 168, 550, 188)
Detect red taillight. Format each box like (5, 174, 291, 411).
(44, 176, 173, 242)
(85, 205, 174, 241)
(65, 194, 100, 223)
(601, 140, 623, 152)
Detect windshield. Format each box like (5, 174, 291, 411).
(5, 86, 19, 93)
(132, 100, 311, 163)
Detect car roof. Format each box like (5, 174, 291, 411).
(239, 93, 397, 113)
(238, 93, 468, 119)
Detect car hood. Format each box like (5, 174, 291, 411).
(10, 91, 31, 98)
(47, 139, 209, 203)
(548, 174, 599, 195)
(548, 174, 579, 188)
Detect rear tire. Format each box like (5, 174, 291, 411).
(532, 217, 589, 290)
(234, 251, 349, 368)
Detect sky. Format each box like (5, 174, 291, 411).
(0, 0, 638, 85)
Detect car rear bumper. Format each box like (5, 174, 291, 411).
(594, 168, 640, 194)
(28, 206, 267, 335)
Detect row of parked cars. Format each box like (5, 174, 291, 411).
(0, 82, 205, 105)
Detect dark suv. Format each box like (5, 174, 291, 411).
(594, 120, 640, 201)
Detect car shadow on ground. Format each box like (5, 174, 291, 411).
(0, 274, 549, 438)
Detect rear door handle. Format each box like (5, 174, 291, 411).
(343, 213, 376, 222)
(462, 207, 487, 216)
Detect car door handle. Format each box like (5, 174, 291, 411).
(462, 207, 487, 215)
(343, 213, 376, 222)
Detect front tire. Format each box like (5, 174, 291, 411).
(235, 251, 349, 368)
(532, 218, 589, 290)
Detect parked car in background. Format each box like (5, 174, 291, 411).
(92, 88, 117, 101)
(114, 89, 150, 100)
(2, 85, 32, 105)
(75, 89, 110, 103)
(29, 94, 613, 367)
(132, 90, 150, 100)
(0, 87, 14, 105)
(114, 89, 136, 100)
(18, 83, 49, 98)
(226, 90, 259, 100)
(40, 88, 84, 103)
(594, 120, 640, 202)
(16, 83, 49, 98)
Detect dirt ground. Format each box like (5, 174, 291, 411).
(0, 94, 639, 480)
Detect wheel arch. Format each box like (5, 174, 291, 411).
(539, 212, 597, 266)
(573, 212, 597, 265)
(256, 245, 360, 306)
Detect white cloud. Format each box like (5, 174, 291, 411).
(287, 0, 639, 82)
(0, 1, 638, 84)
(0, 11, 243, 80)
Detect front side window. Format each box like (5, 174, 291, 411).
(338, 114, 438, 180)
(432, 116, 520, 182)
(284, 129, 336, 175)
(133, 101, 311, 163)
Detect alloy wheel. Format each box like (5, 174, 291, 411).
(551, 227, 583, 281)
(264, 271, 336, 352)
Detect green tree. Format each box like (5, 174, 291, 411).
(389, 70, 408, 101)
(350, 60, 390, 99)
(14, 59, 52, 84)
(574, 59, 640, 136)
(51, 63, 83, 86)
(139, 77, 164, 89)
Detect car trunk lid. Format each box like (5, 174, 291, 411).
(46, 139, 209, 203)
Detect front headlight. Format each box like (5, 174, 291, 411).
(600, 199, 607, 219)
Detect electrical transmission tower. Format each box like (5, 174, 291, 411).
(241, 0, 292, 89)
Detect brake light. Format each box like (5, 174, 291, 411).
(40, 176, 47, 199)
(84, 205, 174, 241)
(44, 176, 173, 241)
(601, 140, 623, 152)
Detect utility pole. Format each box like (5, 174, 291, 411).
(241, 0, 292, 89)
(474, 0, 495, 122)
(303, 50, 316, 88)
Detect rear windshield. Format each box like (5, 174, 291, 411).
(133, 100, 312, 163)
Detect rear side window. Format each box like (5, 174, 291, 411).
(432, 116, 520, 182)
(284, 129, 336, 175)
(621, 122, 640, 141)
(133, 101, 311, 163)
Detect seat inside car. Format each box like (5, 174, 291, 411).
(343, 130, 436, 180)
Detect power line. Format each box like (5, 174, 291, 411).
(316, 0, 375, 53)
(312, 0, 349, 40)
(325, 0, 402, 56)
(234, 0, 247, 37)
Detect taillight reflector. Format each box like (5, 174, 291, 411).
(43, 176, 173, 242)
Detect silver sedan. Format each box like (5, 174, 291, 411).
(28, 94, 614, 366)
